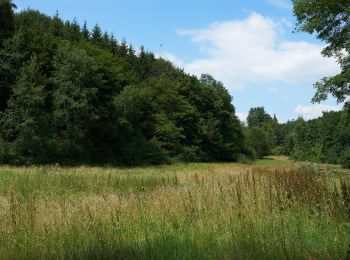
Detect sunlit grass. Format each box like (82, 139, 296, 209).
(0, 162, 349, 259)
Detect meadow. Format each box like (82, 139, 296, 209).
(0, 159, 349, 259)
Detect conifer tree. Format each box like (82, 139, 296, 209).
(109, 33, 118, 55)
(1, 55, 48, 159)
(118, 38, 128, 57)
(70, 18, 81, 42)
(82, 21, 90, 40)
(0, 0, 16, 46)
(51, 10, 63, 37)
(51, 42, 101, 145)
(92, 24, 102, 44)
(101, 32, 110, 49)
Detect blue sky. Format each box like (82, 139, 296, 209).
(15, 0, 341, 122)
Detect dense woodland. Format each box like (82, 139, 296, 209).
(0, 1, 246, 165)
(244, 107, 350, 168)
(0, 0, 349, 167)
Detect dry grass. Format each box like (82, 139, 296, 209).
(0, 161, 349, 259)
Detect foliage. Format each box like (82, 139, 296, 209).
(247, 106, 272, 128)
(293, 0, 350, 107)
(245, 127, 270, 158)
(0, 5, 245, 165)
(0, 0, 16, 46)
(340, 147, 350, 169)
(276, 111, 350, 168)
(0, 163, 349, 259)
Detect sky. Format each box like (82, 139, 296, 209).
(15, 0, 342, 122)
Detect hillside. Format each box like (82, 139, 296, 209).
(0, 6, 245, 165)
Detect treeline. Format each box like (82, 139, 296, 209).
(0, 1, 349, 167)
(243, 107, 350, 168)
(0, 1, 246, 165)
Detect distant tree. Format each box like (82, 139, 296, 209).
(340, 147, 350, 169)
(68, 18, 81, 42)
(199, 74, 244, 160)
(293, 0, 350, 108)
(247, 107, 272, 128)
(0, 8, 249, 165)
(272, 114, 278, 124)
(118, 38, 128, 57)
(51, 42, 101, 156)
(91, 24, 102, 44)
(50, 10, 64, 37)
(246, 127, 270, 158)
(0, 0, 16, 46)
(0, 55, 48, 161)
(262, 122, 277, 149)
(109, 34, 118, 55)
(81, 21, 90, 40)
(101, 32, 110, 49)
(289, 117, 312, 161)
(137, 45, 154, 81)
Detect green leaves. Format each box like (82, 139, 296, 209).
(293, 0, 350, 107)
(246, 127, 270, 159)
(52, 42, 100, 141)
(0, 0, 16, 46)
(0, 54, 48, 161)
(0, 9, 245, 165)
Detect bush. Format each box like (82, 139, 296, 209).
(339, 147, 350, 169)
(0, 138, 6, 163)
(237, 154, 253, 164)
(245, 128, 270, 158)
(119, 135, 168, 165)
(240, 146, 257, 161)
(271, 145, 284, 156)
(177, 146, 202, 162)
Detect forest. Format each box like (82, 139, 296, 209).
(0, 1, 350, 259)
(0, 0, 349, 167)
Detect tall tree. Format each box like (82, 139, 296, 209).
(293, 0, 350, 108)
(91, 24, 102, 44)
(247, 107, 272, 128)
(50, 10, 64, 37)
(65, 18, 81, 42)
(0, 55, 48, 161)
(0, 8, 248, 165)
(246, 127, 270, 158)
(0, 0, 16, 46)
(81, 21, 90, 40)
(51, 42, 101, 154)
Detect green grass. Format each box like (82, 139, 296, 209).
(0, 162, 349, 259)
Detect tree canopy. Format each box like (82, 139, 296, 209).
(0, 4, 246, 165)
(293, 0, 350, 108)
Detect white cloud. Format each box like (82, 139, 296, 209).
(268, 87, 279, 93)
(295, 104, 341, 120)
(165, 13, 339, 91)
(236, 112, 248, 122)
(266, 0, 292, 9)
(14, 5, 24, 13)
(156, 51, 184, 68)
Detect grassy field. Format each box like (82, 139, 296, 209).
(0, 159, 349, 259)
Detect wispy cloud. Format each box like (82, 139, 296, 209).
(268, 87, 279, 93)
(236, 112, 248, 123)
(266, 0, 292, 9)
(168, 13, 339, 91)
(295, 104, 341, 120)
(156, 51, 184, 68)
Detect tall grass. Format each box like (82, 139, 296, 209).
(0, 162, 349, 259)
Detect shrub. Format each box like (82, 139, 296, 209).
(177, 146, 202, 162)
(271, 145, 283, 156)
(237, 154, 253, 164)
(339, 147, 350, 169)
